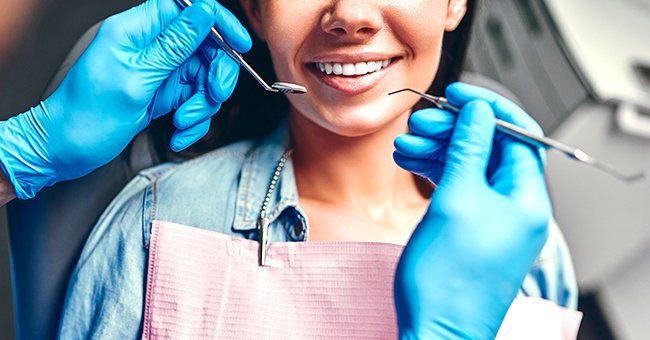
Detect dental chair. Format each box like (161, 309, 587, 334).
(5, 22, 523, 340)
(5, 22, 162, 340)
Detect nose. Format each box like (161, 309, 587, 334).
(321, 0, 383, 41)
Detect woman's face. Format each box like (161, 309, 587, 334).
(242, 0, 467, 137)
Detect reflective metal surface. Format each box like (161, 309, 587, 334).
(390, 88, 646, 183)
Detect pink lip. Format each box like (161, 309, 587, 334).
(305, 57, 401, 95)
(308, 53, 400, 64)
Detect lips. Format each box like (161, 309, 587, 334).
(305, 55, 402, 95)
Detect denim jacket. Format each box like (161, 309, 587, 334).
(58, 122, 578, 339)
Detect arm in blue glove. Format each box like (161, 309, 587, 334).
(393, 83, 551, 339)
(0, 0, 251, 201)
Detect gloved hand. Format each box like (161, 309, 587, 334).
(0, 0, 251, 199)
(393, 83, 551, 339)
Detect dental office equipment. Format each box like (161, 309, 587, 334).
(175, 0, 307, 94)
(389, 88, 646, 183)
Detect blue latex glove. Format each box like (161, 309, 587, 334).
(0, 0, 251, 199)
(393, 83, 551, 339)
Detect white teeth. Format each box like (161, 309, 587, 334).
(333, 63, 343, 75)
(354, 62, 368, 75)
(315, 58, 393, 77)
(342, 64, 356, 76)
(325, 63, 333, 75)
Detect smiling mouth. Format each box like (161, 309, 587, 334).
(306, 57, 401, 95)
(310, 58, 397, 77)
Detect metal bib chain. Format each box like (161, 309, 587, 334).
(258, 150, 293, 266)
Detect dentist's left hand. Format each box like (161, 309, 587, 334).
(0, 0, 251, 199)
(393, 83, 551, 339)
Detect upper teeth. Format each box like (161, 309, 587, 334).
(317, 59, 392, 76)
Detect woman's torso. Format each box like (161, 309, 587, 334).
(57, 122, 578, 339)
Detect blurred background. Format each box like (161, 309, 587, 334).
(0, 0, 649, 339)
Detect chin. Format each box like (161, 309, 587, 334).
(298, 102, 412, 138)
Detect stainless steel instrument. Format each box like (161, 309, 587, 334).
(175, 0, 307, 94)
(389, 88, 646, 183)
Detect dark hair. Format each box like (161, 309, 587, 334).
(150, 0, 477, 161)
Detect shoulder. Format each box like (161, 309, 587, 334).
(136, 139, 258, 234)
(521, 217, 578, 309)
(78, 139, 257, 254)
(140, 139, 255, 182)
(139, 139, 254, 194)
(59, 140, 264, 337)
(108, 139, 256, 217)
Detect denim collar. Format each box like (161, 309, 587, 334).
(232, 120, 306, 231)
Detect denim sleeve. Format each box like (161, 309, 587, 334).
(58, 171, 159, 339)
(521, 217, 579, 310)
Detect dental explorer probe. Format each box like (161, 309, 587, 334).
(175, 0, 307, 94)
(389, 88, 646, 183)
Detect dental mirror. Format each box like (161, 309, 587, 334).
(176, 0, 307, 95)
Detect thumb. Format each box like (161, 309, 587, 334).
(138, 0, 218, 76)
(440, 100, 496, 185)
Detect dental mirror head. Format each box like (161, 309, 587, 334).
(271, 82, 307, 94)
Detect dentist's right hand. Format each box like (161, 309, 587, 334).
(393, 83, 552, 339)
(0, 0, 251, 200)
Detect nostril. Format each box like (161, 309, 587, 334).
(356, 27, 377, 36)
(321, 8, 381, 40)
(323, 23, 379, 40)
(329, 27, 348, 37)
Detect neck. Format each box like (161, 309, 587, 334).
(0, 169, 16, 206)
(290, 109, 428, 209)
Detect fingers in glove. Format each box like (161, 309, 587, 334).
(148, 53, 206, 119)
(207, 49, 240, 103)
(394, 134, 448, 161)
(445, 83, 547, 195)
(103, 0, 180, 46)
(408, 108, 456, 139)
(393, 151, 445, 184)
(173, 91, 222, 131)
(211, 1, 252, 53)
(439, 100, 496, 186)
(446, 82, 541, 135)
(170, 119, 212, 152)
(489, 99, 547, 198)
(139, 0, 219, 75)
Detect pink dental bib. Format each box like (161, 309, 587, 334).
(142, 221, 582, 339)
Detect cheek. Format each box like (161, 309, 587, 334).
(261, 4, 317, 81)
(391, 3, 449, 85)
